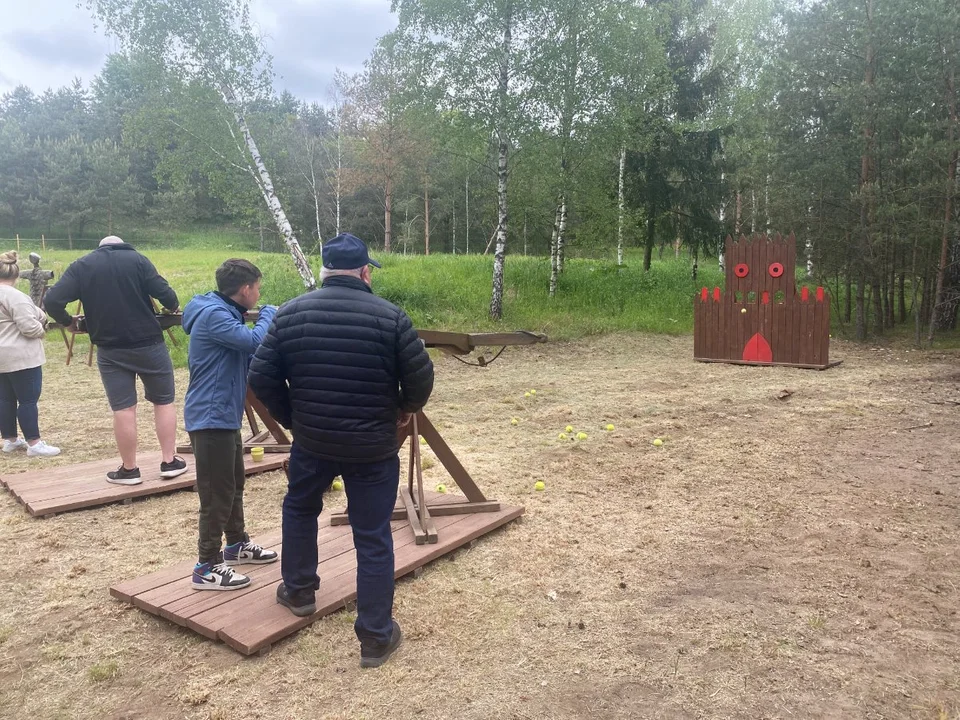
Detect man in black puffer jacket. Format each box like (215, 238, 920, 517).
(248, 232, 433, 668)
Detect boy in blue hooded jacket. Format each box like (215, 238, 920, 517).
(183, 259, 278, 590)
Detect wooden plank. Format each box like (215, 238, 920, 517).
(416, 413, 487, 503)
(694, 358, 841, 370)
(109, 504, 524, 656)
(713, 291, 723, 361)
(110, 561, 200, 604)
(4, 453, 288, 517)
(196, 513, 469, 644)
(246, 389, 290, 445)
(399, 486, 427, 545)
(330, 499, 500, 525)
(18, 453, 286, 505)
(219, 506, 524, 655)
(821, 292, 831, 364)
(812, 299, 823, 367)
(693, 295, 701, 359)
(157, 530, 348, 627)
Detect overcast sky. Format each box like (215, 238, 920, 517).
(0, 0, 397, 104)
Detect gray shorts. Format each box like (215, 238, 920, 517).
(97, 343, 175, 411)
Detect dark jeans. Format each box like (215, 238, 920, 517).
(284, 442, 400, 646)
(190, 429, 248, 564)
(0, 366, 43, 441)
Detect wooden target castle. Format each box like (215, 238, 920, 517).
(694, 232, 837, 370)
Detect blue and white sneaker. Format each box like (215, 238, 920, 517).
(223, 541, 278, 566)
(191, 561, 250, 591)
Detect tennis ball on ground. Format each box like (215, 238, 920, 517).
(565, 425, 574, 433)
(653, 438, 663, 447)
(436, 483, 447, 493)
(511, 418, 519, 426)
(530, 389, 537, 395)
(576, 432, 588, 440)
(524, 392, 531, 398)
(558, 433, 568, 440)
(332, 479, 343, 491)
(605, 424, 615, 431)
(419, 437, 427, 445)
(534, 481, 545, 491)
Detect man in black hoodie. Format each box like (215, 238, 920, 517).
(44, 236, 188, 484)
(249, 232, 434, 669)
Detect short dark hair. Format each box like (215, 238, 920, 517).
(216, 259, 262, 296)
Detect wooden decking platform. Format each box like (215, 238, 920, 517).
(110, 493, 523, 655)
(0, 451, 288, 517)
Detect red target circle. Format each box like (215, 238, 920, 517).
(768, 262, 784, 278)
(734, 263, 749, 278)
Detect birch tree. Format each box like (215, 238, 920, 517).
(393, 0, 541, 319)
(85, 0, 316, 288)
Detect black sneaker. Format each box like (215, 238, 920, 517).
(106, 465, 141, 485)
(360, 621, 403, 669)
(160, 455, 188, 479)
(276, 583, 317, 617)
(224, 540, 278, 566)
(191, 561, 251, 591)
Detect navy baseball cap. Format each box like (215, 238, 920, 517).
(322, 233, 382, 270)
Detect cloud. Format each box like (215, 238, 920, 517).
(3, 27, 109, 71)
(257, 0, 397, 102)
(0, 0, 393, 103)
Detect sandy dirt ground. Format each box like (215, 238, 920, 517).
(0, 333, 958, 720)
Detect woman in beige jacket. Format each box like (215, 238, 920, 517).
(0, 251, 60, 457)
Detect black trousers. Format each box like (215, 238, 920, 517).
(190, 429, 249, 564)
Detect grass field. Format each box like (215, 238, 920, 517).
(5, 235, 957, 366)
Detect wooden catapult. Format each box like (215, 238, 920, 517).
(694, 232, 840, 370)
(149, 311, 546, 545)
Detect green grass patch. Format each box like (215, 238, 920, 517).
(88, 660, 120, 682)
(5, 236, 957, 366)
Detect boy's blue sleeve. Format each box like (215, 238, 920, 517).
(208, 305, 277, 354)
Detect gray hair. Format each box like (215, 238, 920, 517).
(320, 266, 365, 282)
(99, 235, 125, 247)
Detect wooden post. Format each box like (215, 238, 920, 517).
(16, 234, 20, 252)
(41, 234, 46, 251)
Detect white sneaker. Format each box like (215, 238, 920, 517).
(2, 438, 27, 453)
(26, 441, 61, 458)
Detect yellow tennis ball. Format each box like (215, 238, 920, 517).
(653, 438, 663, 447)
(419, 437, 427, 445)
(558, 433, 568, 440)
(511, 418, 519, 426)
(530, 389, 537, 395)
(524, 392, 531, 398)
(565, 425, 574, 433)
(436, 483, 447, 493)
(576, 432, 588, 440)
(534, 480, 545, 491)
(605, 424, 615, 431)
(332, 479, 343, 491)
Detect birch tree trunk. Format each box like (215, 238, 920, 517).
(384, 174, 393, 252)
(617, 144, 626, 266)
(557, 200, 568, 273)
(335, 125, 343, 235)
(465, 175, 470, 255)
(310, 162, 323, 250)
(424, 177, 431, 255)
(549, 204, 561, 297)
(489, 9, 512, 321)
(230, 100, 315, 289)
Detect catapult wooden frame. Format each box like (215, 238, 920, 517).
(60, 308, 546, 543)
